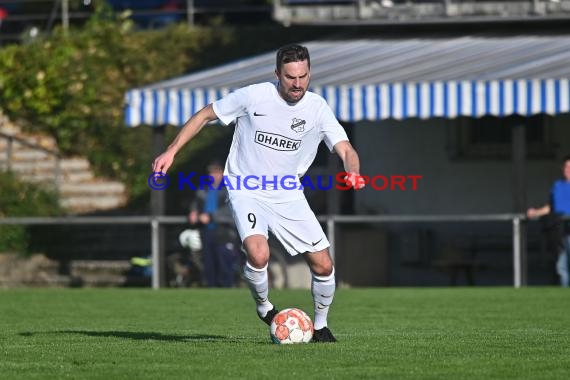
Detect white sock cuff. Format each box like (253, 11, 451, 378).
(245, 261, 268, 272)
(312, 267, 335, 282)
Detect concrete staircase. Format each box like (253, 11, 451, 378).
(0, 114, 127, 214)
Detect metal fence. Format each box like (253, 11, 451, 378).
(0, 213, 530, 288)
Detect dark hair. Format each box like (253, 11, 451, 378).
(276, 44, 310, 72)
(562, 155, 570, 165)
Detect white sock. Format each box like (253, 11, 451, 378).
(243, 262, 273, 317)
(311, 268, 335, 330)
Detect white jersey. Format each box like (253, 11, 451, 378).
(212, 82, 348, 202)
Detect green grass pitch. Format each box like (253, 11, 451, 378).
(1, 287, 569, 379)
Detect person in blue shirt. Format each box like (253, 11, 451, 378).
(527, 155, 570, 287)
(189, 160, 238, 287)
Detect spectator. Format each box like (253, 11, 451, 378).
(527, 155, 570, 287)
(189, 160, 238, 287)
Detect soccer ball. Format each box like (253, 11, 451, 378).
(270, 308, 314, 344)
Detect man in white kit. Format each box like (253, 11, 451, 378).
(153, 44, 364, 342)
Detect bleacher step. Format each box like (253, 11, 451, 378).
(1, 116, 127, 213)
(59, 196, 127, 211)
(0, 149, 53, 161)
(59, 181, 126, 195)
(17, 171, 94, 183)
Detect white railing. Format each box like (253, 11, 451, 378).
(318, 214, 527, 288)
(0, 213, 529, 288)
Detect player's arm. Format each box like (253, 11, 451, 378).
(333, 140, 365, 190)
(152, 104, 218, 174)
(334, 140, 360, 174)
(526, 204, 550, 219)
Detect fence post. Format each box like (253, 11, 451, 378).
(512, 216, 522, 288)
(61, 0, 69, 32)
(186, 0, 195, 26)
(327, 217, 336, 262)
(54, 154, 61, 195)
(151, 218, 160, 289)
(151, 125, 166, 288)
(6, 135, 13, 171)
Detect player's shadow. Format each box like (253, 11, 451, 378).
(19, 330, 233, 342)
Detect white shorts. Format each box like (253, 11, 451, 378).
(227, 194, 329, 256)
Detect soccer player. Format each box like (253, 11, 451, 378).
(152, 44, 364, 342)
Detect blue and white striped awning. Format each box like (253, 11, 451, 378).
(125, 36, 570, 127)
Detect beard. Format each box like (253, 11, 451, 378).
(276, 80, 308, 103)
(281, 86, 306, 104)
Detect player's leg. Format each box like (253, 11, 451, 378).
(242, 235, 278, 323)
(216, 241, 236, 287)
(201, 229, 217, 287)
(228, 195, 278, 324)
(556, 236, 570, 287)
(268, 199, 337, 342)
(303, 249, 337, 342)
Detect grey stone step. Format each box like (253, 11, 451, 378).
(2, 116, 128, 213)
(0, 121, 21, 135)
(77, 275, 127, 287)
(61, 171, 95, 182)
(59, 181, 126, 195)
(61, 158, 91, 171)
(71, 260, 131, 272)
(15, 173, 57, 183)
(17, 171, 94, 183)
(0, 275, 72, 288)
(0, 149, 54, 161)
(59, 195, 126, 211)
(24, 135, 57, 150)
(6, 160, 58, 172)
(3, 158, 90, 173)
(0, 137, 57, 152)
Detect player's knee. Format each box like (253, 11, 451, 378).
(247, 255, 269, 269)
(312, 262, 334, 277)
(323, 263, 335, 277)
(243, 236, 270, 269)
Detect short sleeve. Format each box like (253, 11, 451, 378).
(212, 86, 251, 125)
(318, 101, 348, 151)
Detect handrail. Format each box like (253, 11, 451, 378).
(316, 214, 525, 223)
(0, 213, 544, 289)
(0, 131, 62, 195)
(0, 131, 60, 155)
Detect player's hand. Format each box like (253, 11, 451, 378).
(188, 211, 199, 225)
(526, 208, 540, 219)
(199, 213, 211, 225)
(152, 151, 175, 174)
(344, 172, 366, 190)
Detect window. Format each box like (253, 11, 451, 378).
(447, 115, 556, 160)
